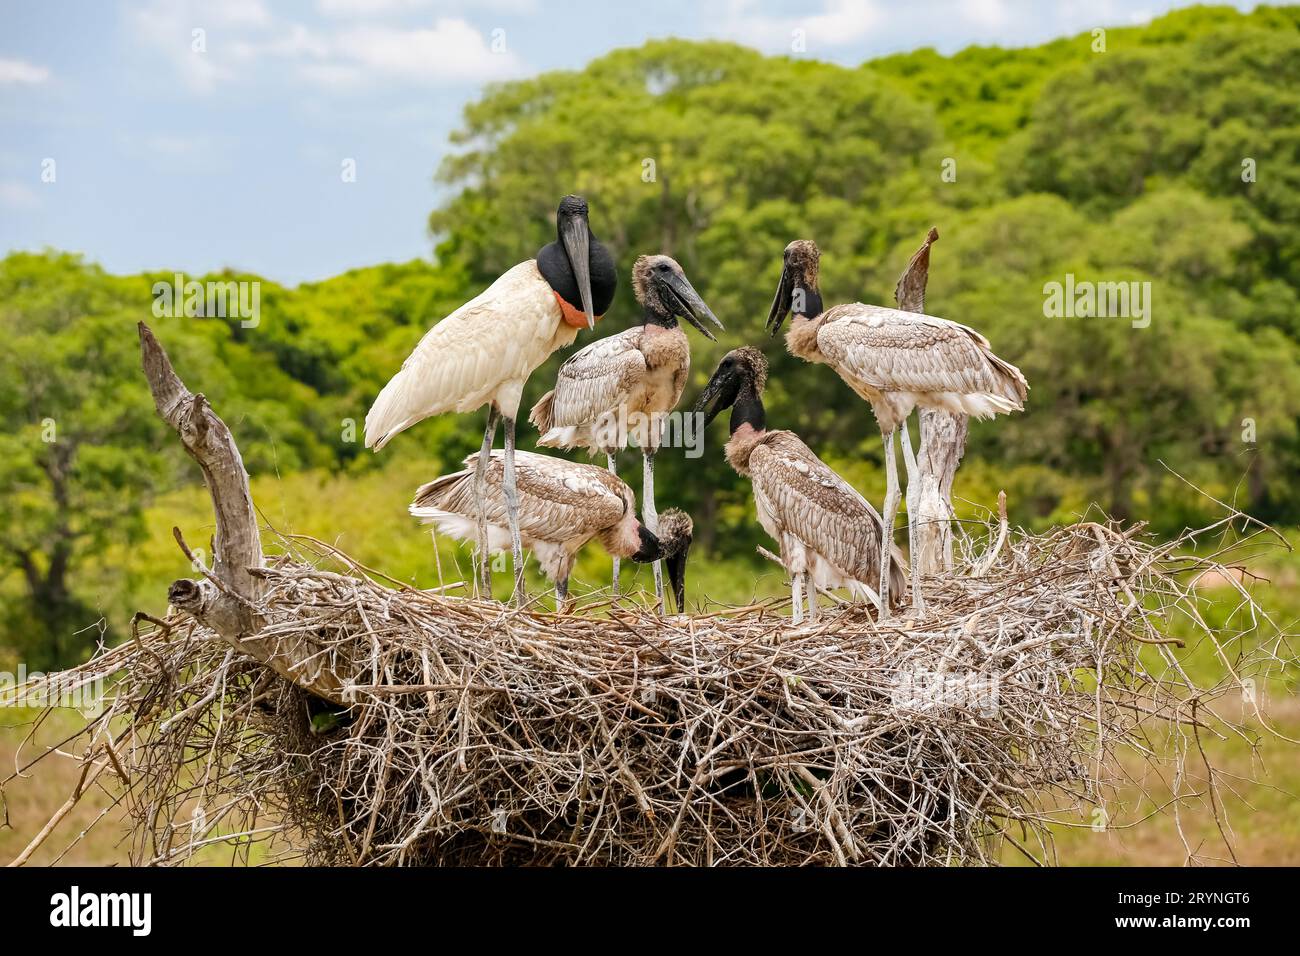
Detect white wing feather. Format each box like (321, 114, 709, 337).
(365, 261, 570, 450)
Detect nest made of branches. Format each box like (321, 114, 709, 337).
(6, 514, 1295, 867)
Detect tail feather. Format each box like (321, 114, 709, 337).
(365, 372, 406, 450)
(411, 469, 471, 512)
(536, 425, 588, 450)
(528, 390, 556, 433)
(959, 391, 1022, 419)
(987, 352, 1029, 406)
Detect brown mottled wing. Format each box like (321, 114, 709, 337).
(417, 450, 628, 541)
(817, 303, 1027, 403)
(545, 327, 647, 427)
(749, 432, 885, 583)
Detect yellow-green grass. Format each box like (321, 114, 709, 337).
(77, 461, 789, 631)
(1002, 698, 1300, 866)
(12, 459, 1299, 666)
(0, 707, 126, 866)
(0, 707, 292, 866)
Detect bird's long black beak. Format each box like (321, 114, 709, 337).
(766, 263, 793, 337)
(692, 366, 736, 428)
(629, 521, 689, 613)
(631, 524, 660, 563)
(560, 211, 596, 329)
(664, 271, 723, 341)
(665, 549, 688, 614)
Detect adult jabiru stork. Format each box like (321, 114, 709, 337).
(365, 195, 616, 603)
(766, 239, 1027, 616)
(529, 254, 722, 609)
(410, 450, 693, 613)
(694, 347, 905, 623)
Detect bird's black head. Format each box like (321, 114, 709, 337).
(557, 194, 589, 220)
(629, 508, 693, 613)
(693, 347, 768, 431)
(540, 194, 617, 328)
(658, 508, 693, 615)
(766, 239, 823, 336)
(632, 255, 724, 340)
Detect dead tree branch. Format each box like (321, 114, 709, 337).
(138, 322, 347, 703)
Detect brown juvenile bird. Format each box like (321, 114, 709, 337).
(767, 239, 1027, 614)
(530, 254, 721, 608)
(411, 450, 693, 613)
(695, 347, 905, 623)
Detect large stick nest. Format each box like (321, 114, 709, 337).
(10, 514, 1291, 867)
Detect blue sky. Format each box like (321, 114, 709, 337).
(0, 0, 1257, 284)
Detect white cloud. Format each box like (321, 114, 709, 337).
(209, 0, 272, 27)
(962, 0, 1009, 29)
(329, 19, 524, 84)
(1054, 0, 1125, 27)
(232, 23, 331, 62)
(129, 0, 523, 94)
(721, 0, 881, 51)
(317, 0, 432, 15)
(128, 1, 235, 93)
(316, 0, 536, 16)
(0, 57, 51, 85)
(0, 181, 40, 209)
(127, 0, 276, 92)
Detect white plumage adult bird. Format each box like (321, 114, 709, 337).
(410, 450, 694, 612)
(529, 254, 722, 608)
(694, 347, 905, 623)
(364, 195, 617, 603)
(767, 239, 1027, 615)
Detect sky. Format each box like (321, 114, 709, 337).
(0, 0, 1260, 285)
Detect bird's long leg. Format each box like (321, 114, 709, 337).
(807, 578, 818, 624)
(899, 416, 926, 615)
(607, 451, 621, 599)
(473, 406, 501, 600)
(791, 571, 805, 625)
(642, 448, 664, 614)
(901, 416, 919, 552)
(907, 412, 927, 522)
(502, 414, 526, 606)
(878, 426, 900, 620)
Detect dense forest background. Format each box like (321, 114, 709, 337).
(4, 4, 1300, 670)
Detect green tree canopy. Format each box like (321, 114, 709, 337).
(6, 4, 1300, 662)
